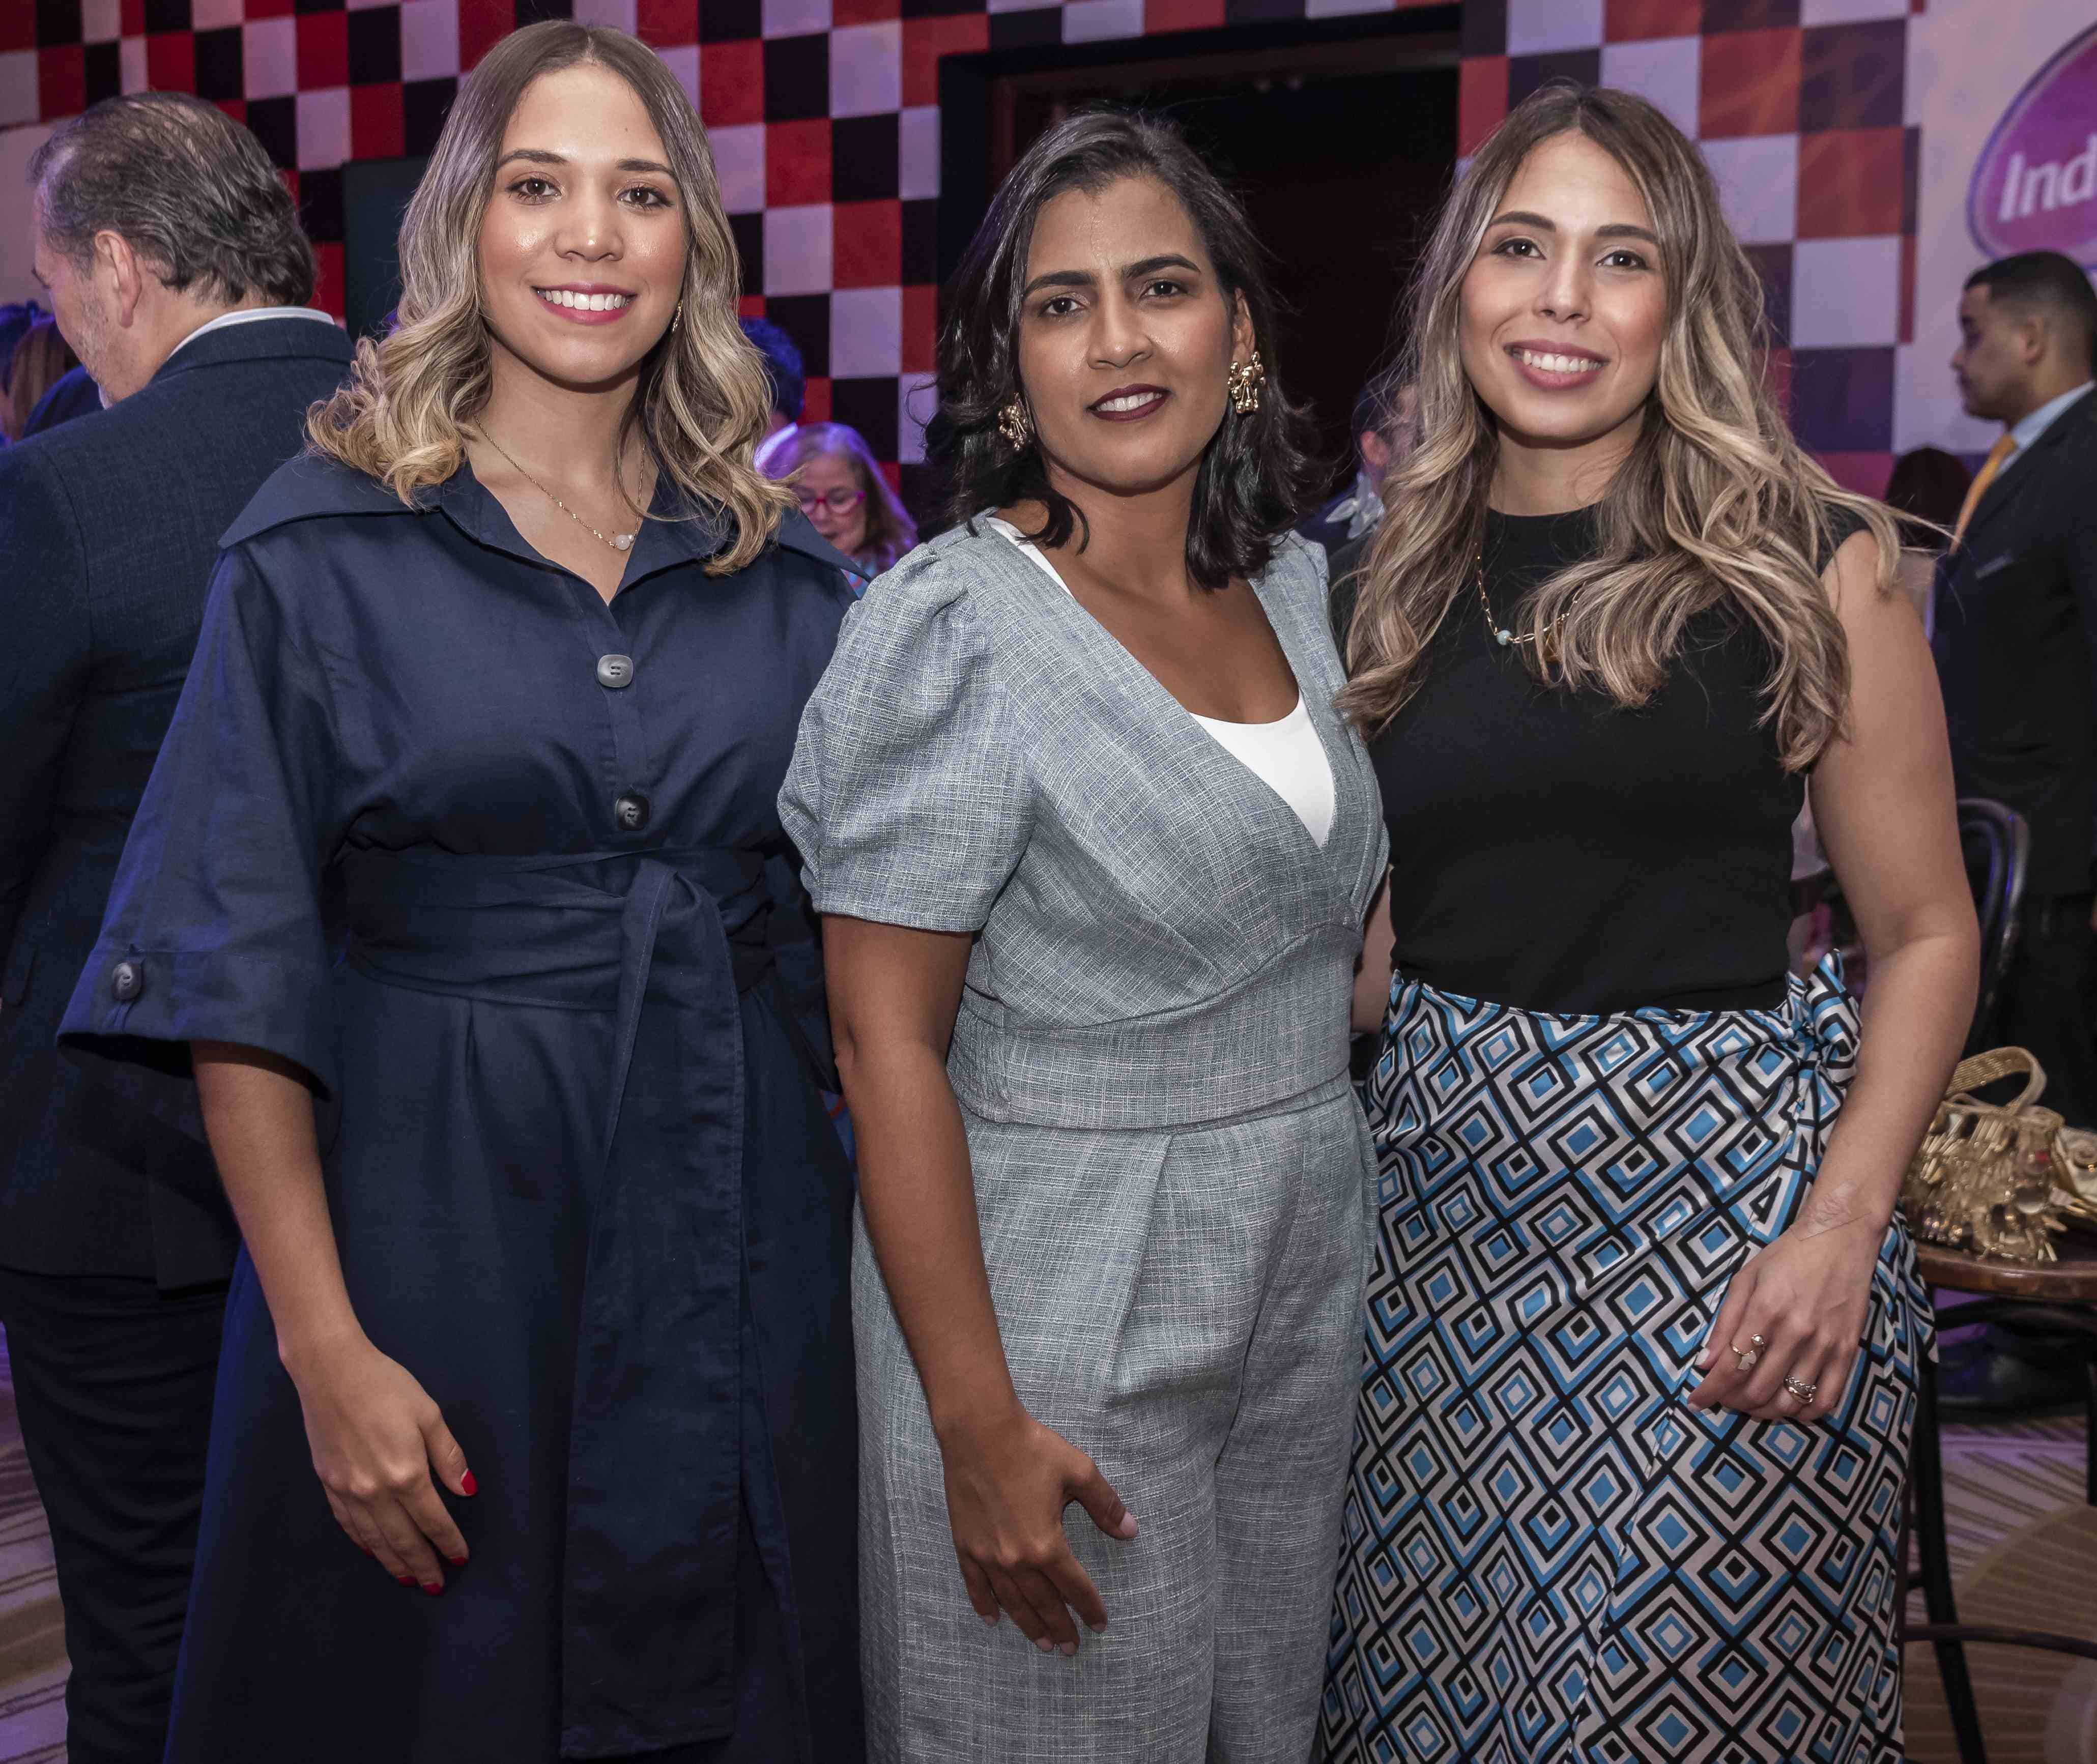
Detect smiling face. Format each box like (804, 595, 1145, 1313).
(795, 449, 870, 556)
(1459, 130, 1668, 473)
(1013, 175, 1252, 502)
(476, 62, 686, 394)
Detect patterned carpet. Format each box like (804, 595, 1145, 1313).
(0, 1329, 2089, 1763)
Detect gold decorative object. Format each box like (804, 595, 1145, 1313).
(1226, 351, 1266, 415)
(2057, 1125, 2097, 1237)
(997, 399, 1033, 449)
(1901, 1047, 2072, 1264)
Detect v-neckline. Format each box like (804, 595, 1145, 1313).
(980, 518, 1349, 862)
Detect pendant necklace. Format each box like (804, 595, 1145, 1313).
(479, 430, 641, 553)
(1473, 544, 1565, 661)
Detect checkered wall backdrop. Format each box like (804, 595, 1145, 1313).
(3, 0, 1917, 485)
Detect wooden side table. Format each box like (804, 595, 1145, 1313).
(1900, 1235, 2097, 1764)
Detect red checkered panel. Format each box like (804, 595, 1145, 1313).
(3, 0, 1913, 475)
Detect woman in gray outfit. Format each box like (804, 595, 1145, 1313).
(779, 112, 1386, 1759)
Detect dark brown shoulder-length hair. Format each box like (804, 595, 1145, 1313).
(938, 108, 1320, 591)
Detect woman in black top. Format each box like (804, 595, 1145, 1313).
(1320, 86, 1977, 1763)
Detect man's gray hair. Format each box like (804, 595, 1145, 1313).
(31, 92, 316, 307)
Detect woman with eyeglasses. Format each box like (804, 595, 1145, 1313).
(768, 421, 917, 583)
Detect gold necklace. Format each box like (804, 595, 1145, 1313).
(1473, 545, 1564, 660)
(479, 430, 641, 553)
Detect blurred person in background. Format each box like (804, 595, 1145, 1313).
(5, 315, 81, 442)
(21, 360, 103, 436)
(0, 300, 47, 439)
(741, 312, 806, 474)
(768, 420, 916, 583)
(1931, 248, 2097, 1418)
(1297, 375, 1412, 562)
(0, 90, 343, 1764)
(1883, 443, 1970, 624)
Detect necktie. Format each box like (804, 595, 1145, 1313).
(1950, 432, 2017, 550)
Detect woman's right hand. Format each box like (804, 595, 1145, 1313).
(936, 1403, 1136, 1654)
(283, 1332, 476, 1594)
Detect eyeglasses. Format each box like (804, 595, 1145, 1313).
(794, 486, 867, 516)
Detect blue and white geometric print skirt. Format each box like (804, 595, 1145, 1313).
(1319, 957, 1932, 1764)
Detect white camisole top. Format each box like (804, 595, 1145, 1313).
(984, 519, 1336, 848)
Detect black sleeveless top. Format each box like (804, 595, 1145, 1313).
(1365, 505, 1853, 1017)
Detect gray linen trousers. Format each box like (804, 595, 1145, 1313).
(780, 518, 1389, 1761)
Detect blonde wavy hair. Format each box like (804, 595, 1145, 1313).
(1340, 83, 1898, 769)
(307, 20, 790, 574)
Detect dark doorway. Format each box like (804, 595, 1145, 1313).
(934, 12, 1458, 507)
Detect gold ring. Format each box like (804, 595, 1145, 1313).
(1781, 1375, 1817, 1403)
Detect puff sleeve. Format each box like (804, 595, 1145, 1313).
(59, 542, 345, 1096)
(779, 555, 1032, 934)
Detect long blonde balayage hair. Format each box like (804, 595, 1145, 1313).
(308, 20, 790, 574)
(1340, 84, 1897, 769)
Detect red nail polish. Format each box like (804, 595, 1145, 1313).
(396, 1576, 417, 1587)
(460, 1471, 478, 1496)
(447, 1555, 467, 1567)
(421, 1583, 442, 1597)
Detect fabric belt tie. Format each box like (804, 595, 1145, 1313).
(340, 844, 771, 1756)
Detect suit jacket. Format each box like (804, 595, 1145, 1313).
(0, 314, 352, 1285)
(1932, 387, 2097, 898)
(21, 363, 102, 438)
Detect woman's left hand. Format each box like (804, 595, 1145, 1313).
(1687, 1212, 1886, 1424)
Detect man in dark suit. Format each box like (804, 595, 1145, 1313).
(0, 93, 350, 1763)
(21, 360, 102, 437)
(1930, 249, 2097, 1414)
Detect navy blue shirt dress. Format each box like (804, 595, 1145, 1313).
(59, 452, 864, 1762)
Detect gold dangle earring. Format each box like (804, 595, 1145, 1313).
(671, 300, 683, 336)
(1227, 350, 1266, 415)
(997, 399, 1033, 449)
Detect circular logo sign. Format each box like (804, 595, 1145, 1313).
(1968, 22, 2097, 269)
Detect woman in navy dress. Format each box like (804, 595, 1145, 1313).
(60, 23, 861, 1761)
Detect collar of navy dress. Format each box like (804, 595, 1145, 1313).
(220, 447, 854, 588)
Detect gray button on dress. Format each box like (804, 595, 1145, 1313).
(780, 518, 1388, 1761)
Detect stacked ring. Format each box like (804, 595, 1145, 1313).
(1781, 1375, 1817, 1403)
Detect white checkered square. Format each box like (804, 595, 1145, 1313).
(1791, 237, 1902, 347)
(832, 286, 902, 377)
(572, 0, 640, 29)
(1599, 36, 1698, 138)
(710, 122, 765, 214)
(297, 86, 351, 170)
(659, 42, 699, 109)
(120, 37, 147, 94)
(1701, 133, 1799, 246)
(1507, 0, 1602, 56)
(1306, 0, 1400, 18)
(400, 0, 461, 82)
(765, 205, 833, 296)
(899, 105, 940, 200)
(1064, 0, 1144, 42)
(82, 0, 122, 44)
(244, 17, 298, 99)
(763, 0, 832, 37)
(0, 52, 36, 130)
(190, 0, 244, 25)
(830, 23, 902, 119)
(1799, 0, 1908, 21)
(986, 0, 1051, 14)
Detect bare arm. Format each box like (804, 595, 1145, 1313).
(194, 1043, 474, 1591)
(822, 917, 1134, 1655)
(1690, 531, 1978, 1421)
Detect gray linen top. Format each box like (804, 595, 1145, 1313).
(779, 517, 1388, 1133)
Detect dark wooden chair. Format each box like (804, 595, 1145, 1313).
(1898, 1237, 2097, 1763)
(1955, 798, 2029, 1034)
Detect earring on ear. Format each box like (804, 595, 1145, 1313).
(671, 300, 683, 336)
(1226, 350, 1266, 416)
(997, 399, 1033, 449)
